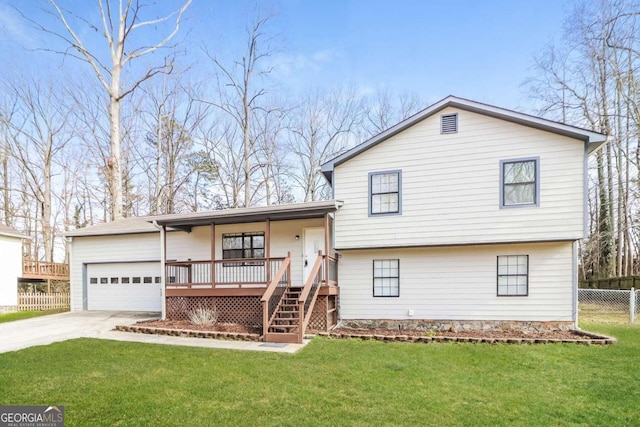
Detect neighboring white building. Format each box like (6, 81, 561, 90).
(0, 224, 27, 310)
(66, 96, 608, 341)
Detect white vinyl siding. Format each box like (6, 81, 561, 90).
(0, 235, 22, 307)
(69, 233, 160, 311)
(333, 107, 585, 249)
(338, 242, 573, 322)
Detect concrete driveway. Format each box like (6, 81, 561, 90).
(0, 311, 159, 353)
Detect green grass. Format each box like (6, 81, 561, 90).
(0, 323, 638, 426)
(0, 309, 67, 323)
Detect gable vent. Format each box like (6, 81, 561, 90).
(441, 113, 458, 134)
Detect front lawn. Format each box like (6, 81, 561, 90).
(0, 309, 67, 324)
(0, 323, 638, 426)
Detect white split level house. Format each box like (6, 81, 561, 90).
(0, 224, 27, 311)
(66, 96, 608, 343)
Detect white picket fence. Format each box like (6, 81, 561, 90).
(578, 288, 639, 323)
(18, 292, 70, 311)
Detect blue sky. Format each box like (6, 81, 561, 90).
(186, 0, 571, 110)
(0, 0, 572, 112)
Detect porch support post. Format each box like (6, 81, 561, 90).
(266, 218, 271, 283)
(211, 223, 216, 288)
(160, 225, 167, 320)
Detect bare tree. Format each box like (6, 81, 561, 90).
(0, 95, 19, 226)
(195, 119, 244, 209)
(363, 89, 422, 137)
(138, 77, 207, 214)
(24, 0, 192, 220)
(526, 0, 640, 279)
(203, 14, 275, 207)
(288, 87, 364, 202)
(253, 102, 293, 205)
(2, 79, 74, 261)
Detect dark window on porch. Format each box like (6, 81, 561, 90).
(222, 232, 265, 260)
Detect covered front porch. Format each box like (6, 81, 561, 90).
(153, 201, 342, 343)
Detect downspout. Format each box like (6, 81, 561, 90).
(152, 221, 166, 320)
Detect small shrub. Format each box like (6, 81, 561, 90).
(188, 306, 218, 326)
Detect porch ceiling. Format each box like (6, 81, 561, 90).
(151, 200, 342, 231)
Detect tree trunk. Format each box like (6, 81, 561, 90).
(108, 81, 123, 220)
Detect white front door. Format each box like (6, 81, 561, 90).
(303, 227, 324, 282)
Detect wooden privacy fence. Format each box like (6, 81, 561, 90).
(580, 276, 640, 290)
(18, 292, 70, 311)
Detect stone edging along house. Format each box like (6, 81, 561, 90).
(66, 96, 608, 343)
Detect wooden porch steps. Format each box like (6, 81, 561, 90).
(265, 286, 303, 342)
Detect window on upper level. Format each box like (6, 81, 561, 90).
(500, 158, 539, 208)
(369, 170, 401, 215)
(373, 259, 400, 297)
(497, 255, 528, 296)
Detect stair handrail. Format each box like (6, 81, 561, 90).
(261, 253, 291, 337)
(297, 251, 324, 342)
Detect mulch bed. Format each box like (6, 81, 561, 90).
(115, 320, 262, 341)
(319, 327, 615, 345)
(116, 321, 616, 345)
(141, 319, 260, 335)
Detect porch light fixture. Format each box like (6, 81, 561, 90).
(295, 235, 300, 240)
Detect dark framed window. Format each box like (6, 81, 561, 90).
(373, 259, 400, 297)
(143, 276, 152, 284)
(222, 232, 265, 260)
(369, 170, 401, 215)
(121, 277, 130, 284)
(497, 255, 529, 296)
(89, 277, 98, 284)
(500, 158, 539, 207)
(132, 277, 141, 284)
(110, 277, 119, 284)
(100, 277, 108, 284)
(155, 277, 161, 283)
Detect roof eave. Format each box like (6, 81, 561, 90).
(587, 137, 610, 154)
(0, 232, 28, 239)
(153, 200, 343, 228)
(64, 229, 159, 238)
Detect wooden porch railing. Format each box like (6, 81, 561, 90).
(22, 259, 69, 279)
(298, 251, 325, 343)
(261, 252, 292, 338)
(165, 257, 286, 289)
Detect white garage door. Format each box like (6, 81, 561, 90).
(87, 262, 162, 311)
